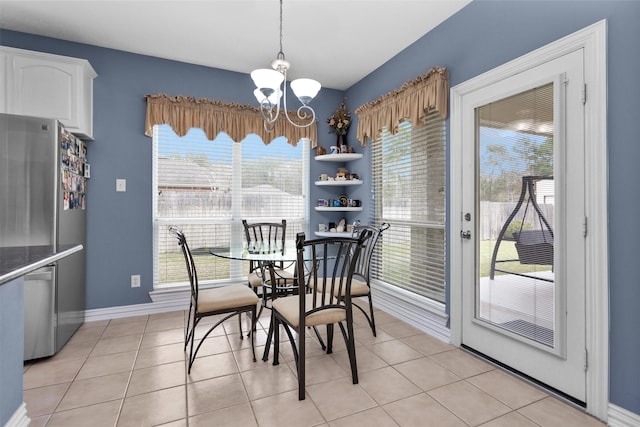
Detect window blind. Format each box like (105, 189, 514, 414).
(369, 110, 446, 302)
(153, 124, 308, 288)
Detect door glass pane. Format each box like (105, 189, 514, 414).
(476, 83, 555, 347)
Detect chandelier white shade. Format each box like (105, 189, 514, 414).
(290, 78, 321, 105)
(251, 0, 321, 130)
(251, 68, 284, 97)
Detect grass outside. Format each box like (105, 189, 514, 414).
(480, 239, 552, 278)
(158, 251, 246, 284)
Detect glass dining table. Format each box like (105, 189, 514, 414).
(209, 240, 339, 362)
(209, 241, 302, 362)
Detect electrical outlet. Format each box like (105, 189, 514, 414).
(116, 178, 127, 192)
(131, 274, 141, 288)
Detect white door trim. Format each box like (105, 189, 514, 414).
(450, 20, 608, 421)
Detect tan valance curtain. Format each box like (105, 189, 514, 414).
(144, 93, 317, 146)
(355, 66, 448, 145)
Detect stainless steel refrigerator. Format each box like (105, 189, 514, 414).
(0, 113, 88, 360)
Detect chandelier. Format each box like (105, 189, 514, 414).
(251, 0, 321, 130)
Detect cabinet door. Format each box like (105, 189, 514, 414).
(9, 55, 80, 128)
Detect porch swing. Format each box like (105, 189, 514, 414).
(489, 175, 554, 281)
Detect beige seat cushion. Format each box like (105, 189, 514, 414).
(196, 284, 259, 313)
(272, 294, 346, 327)
(248, 271, 262, 288)
(338, 278, 369, 297)
(248, 268, 295, 288)
(309, 277, 370, 297)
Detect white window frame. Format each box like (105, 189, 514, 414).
(151, 125, 310, 290)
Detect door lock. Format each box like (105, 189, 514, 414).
(460, 230, 471, 239)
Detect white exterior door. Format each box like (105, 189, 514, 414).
(459, 49, 586, 401)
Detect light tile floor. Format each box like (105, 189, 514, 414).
(23, 305, 605, 427)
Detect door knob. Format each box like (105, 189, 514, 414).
(460, 230, 471, 239)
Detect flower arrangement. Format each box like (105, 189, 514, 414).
(327, 101, 351, 136)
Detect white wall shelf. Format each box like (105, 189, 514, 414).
(314, 151, 363, 237)
(315, 206, 363, 212)
(315, 179, 363, 186)
(315, 153, 363, 162)
(314, 231, 353, 238)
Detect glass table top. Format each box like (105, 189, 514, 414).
(209, 241, 300, 262)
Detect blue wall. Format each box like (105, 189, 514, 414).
(0, 278, 24, 426)
(2, 0, 639, 416)
(345, 0, 640, 416)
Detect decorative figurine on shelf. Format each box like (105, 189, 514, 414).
(336, 167, 348, 180)
(327, 99, 351, 153)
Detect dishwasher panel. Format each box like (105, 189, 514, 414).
(23, 265, 56, 360)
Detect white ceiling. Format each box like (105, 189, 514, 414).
(0, 0, 471, 90)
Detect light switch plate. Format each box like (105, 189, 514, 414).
(116, 178, 126, 192)
(131, 274, 140, 288)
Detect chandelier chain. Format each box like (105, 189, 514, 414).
(278, 0, 284, 58)
(250, 0, 320, 130)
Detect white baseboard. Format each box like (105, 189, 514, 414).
(371, 280, 450, 343)
(85, 283, 247, 322)
(4, 403, 30, 427)
(608, 403, 640, 427)
(84, 298, 188, 322)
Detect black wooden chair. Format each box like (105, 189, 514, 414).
(169, 226, 259, 373)
(269, 231, 371, 400)
(346, 222, 389, 336)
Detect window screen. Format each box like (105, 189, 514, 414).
(370, 110, 446, 302)
(153, 124, 309, 288)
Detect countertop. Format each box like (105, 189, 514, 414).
(0, 244, 83, 285)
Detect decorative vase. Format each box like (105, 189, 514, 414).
(337, 134, 347, 153)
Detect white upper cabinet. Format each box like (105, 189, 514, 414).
(1, 47, 97, 139)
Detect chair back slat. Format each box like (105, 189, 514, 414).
(351, 222, 389, 282)
(169, 225, 198, 301)
(242, 219, 286, 254)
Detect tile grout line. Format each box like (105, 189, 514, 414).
(45, 319, 112, 424)
(113, 315, 149, 426)
(183, 309, 191, 426)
